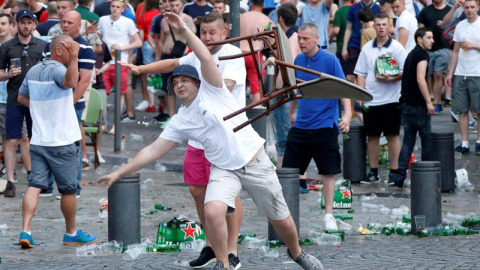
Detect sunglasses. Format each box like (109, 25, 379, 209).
(22, 44, 29, 57)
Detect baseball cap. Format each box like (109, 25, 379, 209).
(167, 65, 201, 94)
(16, 9, 35, 22)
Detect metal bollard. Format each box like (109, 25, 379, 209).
(268, 168, 299, 241)
(342, 125, 366, 183)
(108, 173, 141, 246)
(410, 161, 442, 234)
(428, 132, 455, 192)
(246, 106, 267, 140)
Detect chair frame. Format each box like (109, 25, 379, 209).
(207, 26, 372, 132)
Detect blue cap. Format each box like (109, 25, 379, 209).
(167, 65, 200, 93)
(16, 9, 35, 22)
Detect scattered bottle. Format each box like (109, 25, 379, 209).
(333, 214, 353, 221)
(417, 229, 430, 238)
(154, 204, 172, 211)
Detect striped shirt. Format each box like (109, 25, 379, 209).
(43, 35, 96, 110)
(18, 59, 82, 146)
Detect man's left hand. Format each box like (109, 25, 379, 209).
(339, 115, 351, 133)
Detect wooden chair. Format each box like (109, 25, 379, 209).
(83, 88, 103, 169)
(208, 25, 373, 132)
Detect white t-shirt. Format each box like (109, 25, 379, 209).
(405, 0, 416, 16)
(160, 80, 265, 170)
(179, 44, 247, 150)
(453, 17, 480, 76)
(98, 15, 138, 63)
(180, 44, 246, 107)
(395, 10, 418, 53)
(354, 38, 407, 106)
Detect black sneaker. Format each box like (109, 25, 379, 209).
(154, 112, 170, 123)
(361, 171, 380, 184)
(388, 172, 405, 187)
(455, 145, 469, 154)
(444, 99, 451, 108)
(121, 114, 136, 123)
(189, 246, 216, 268)
(228, 253, 241, 270)
(4, 181, 16, 197)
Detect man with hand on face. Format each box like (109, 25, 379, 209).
(0, 9, 47, 198)
(101, 11, 324, 270)
(17, 35, 97, 249)
(42, 11, 96, 198)
(121, 12, 246, 269)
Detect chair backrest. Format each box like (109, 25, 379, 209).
(273, 25, 296, 87)
(84, 88, 103, 125)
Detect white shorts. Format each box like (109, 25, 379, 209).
(205, 152, 291, 220)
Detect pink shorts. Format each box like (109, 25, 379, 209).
(183, 145, 211, 186)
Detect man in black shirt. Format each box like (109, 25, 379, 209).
(389, 28, 434, 187)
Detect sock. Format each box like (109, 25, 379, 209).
(66, 231, 77, 237)
(82, 158, 89, 163)
(299, 179, 307, 189)
(23, 231, 31, 235)
(476, 140, 480, 144)
(370, 168, 378, 175)
(462, 141, 469, 148)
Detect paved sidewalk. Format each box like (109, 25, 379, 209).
(1, 92, 480, 269)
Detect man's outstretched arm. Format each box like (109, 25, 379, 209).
(98, 138, 179, 188)
(164, 12, 223, 89)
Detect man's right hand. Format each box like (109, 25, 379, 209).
(119, 61, 142, 75)
(98, 172, 121, 189)
(445, 74, 453, 87)
(341, 47, 348, 61)
(62, 40, 80, 58)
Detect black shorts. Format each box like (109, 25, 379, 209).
(345, 47, 360, 76)
(282, 127, 341, 176)
(363, 102, 401, 137)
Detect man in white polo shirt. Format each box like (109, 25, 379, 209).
(390, 0, 418, 53)
(445, 0, 480, 154)
(97, 0, 142, 122)
(354, 13, 407, 185)
(100, 12, 324, 270)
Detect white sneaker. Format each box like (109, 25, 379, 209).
(324, 214, 338, 231)
(97, 151, 105, 164)
(135, 100, 149, 111)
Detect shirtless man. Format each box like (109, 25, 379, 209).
(158, 0, 195, 119)
(240, 0, 272, 104)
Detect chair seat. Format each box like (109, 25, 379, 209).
(83, 126, 99, 133)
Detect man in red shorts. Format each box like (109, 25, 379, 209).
(97, 0, 142, 122)
(240, 0, 272, 104)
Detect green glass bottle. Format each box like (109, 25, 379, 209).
(417, 229, 429, 238)
(465, 229, 480, 235)
(333, 214, 353, 221)
(268, 240, 282, 248)
(402, 214, 411, 224)
(154, 204, 172, 211)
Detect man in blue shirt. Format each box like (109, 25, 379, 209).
(299, 0, 333, 49)
(282, 23, 352, 231)
(43, 11, 96, 198)
(182, 0, 213, 37)
(17, 34, 97, 249)
(341, 0, 380, 83)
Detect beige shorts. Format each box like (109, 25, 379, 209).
(205, 152, 290, 220)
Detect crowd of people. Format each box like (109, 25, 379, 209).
(0, 0, 478, 269)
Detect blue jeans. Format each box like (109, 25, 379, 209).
(46, 108, 83, 194)
(271, 101, 290, 156)
(398, 104, 431, 176)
